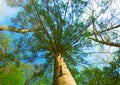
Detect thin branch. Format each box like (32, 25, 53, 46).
(92, 24, 120, 35)
(52, 0, 63, 53)
(91, 11, 98, 39)
(64, 0, 69, 19)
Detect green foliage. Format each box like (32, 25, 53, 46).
(0, 61, 39, 85)
(78, 67, 102, 85)
(78, 63, 120, 85)
(0, 33, 12, 55)
(0, 63, 24, 85)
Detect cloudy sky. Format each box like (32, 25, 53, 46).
(0, 0, 20, 25)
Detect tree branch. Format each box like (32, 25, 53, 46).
(64, 0, 69, 19)
(91, 24, 120, 35)
(32, 0, 57, 56)
(90, 11, 120, 47)
(90, 38, 120, 47)
(0, 26, 33, 33)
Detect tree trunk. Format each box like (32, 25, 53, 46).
(53, 53, 77, 85)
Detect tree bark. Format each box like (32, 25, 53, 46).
(53, 53, 77, 85)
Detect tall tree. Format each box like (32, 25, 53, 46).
(1, 0, 117, 84)
(5, 0, 89, 84)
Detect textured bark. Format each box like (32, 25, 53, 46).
(53, 54, 77, 85)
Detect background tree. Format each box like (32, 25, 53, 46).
(77, 55, 120, 85)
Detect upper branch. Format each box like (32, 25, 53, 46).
(90, 38, 120, 47)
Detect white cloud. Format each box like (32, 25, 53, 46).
(0, 0, 2, 13)
(0, 0, 20, 25)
